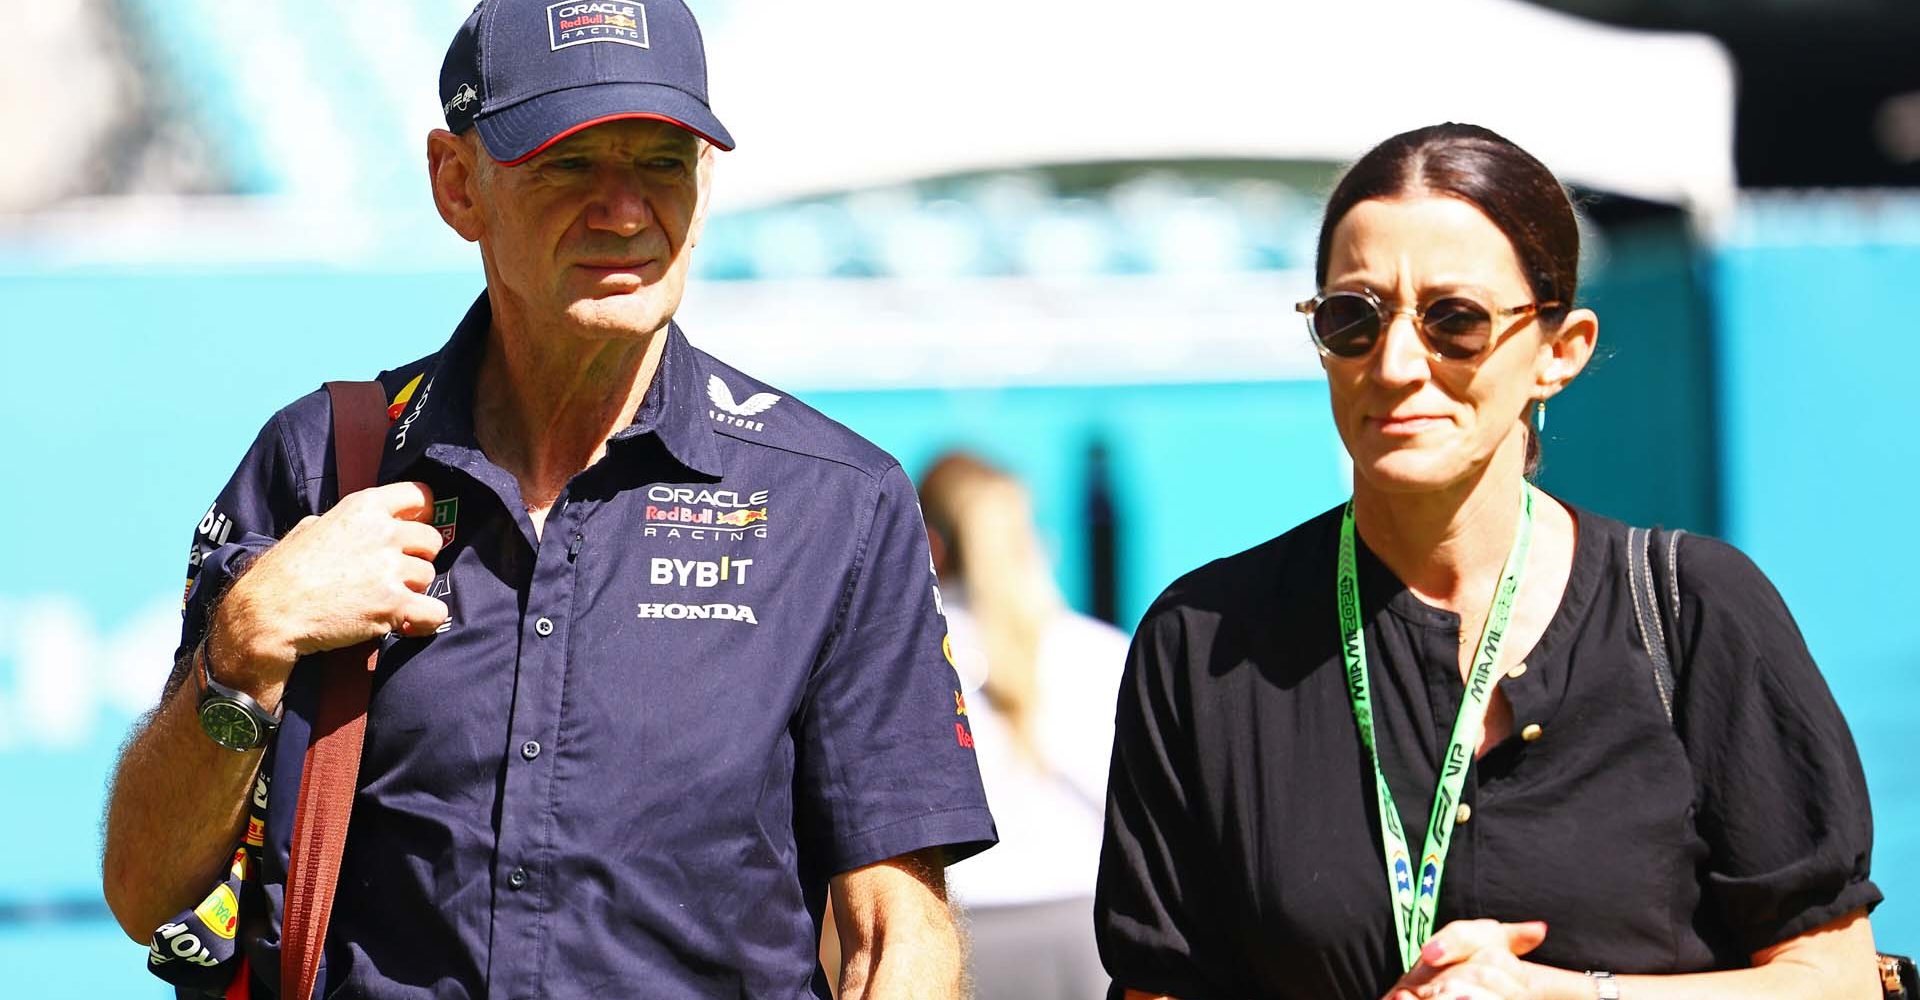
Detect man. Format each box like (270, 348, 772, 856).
(101, 2, 997, 997)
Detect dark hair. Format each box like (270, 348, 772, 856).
(1314, 123, 1581, 474)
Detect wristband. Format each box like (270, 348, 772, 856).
(1586, 970, 1620, 1000)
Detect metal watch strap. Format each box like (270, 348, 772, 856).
(1587, 970, 1621, 999)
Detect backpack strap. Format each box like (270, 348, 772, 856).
(1626, 525, 1688, 725)
(279, 380, 389, 1000)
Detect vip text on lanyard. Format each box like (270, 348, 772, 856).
(1335, 486, 1537, 972)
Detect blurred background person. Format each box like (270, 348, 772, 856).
(920, 451, 1128, 1000)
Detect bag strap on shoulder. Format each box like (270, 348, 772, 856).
(1626, 525, 1912, 994)
(278, 380, 388, 1000)
(1625, 525, 1687, 725)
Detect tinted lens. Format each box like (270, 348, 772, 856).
(1312, 294, 1382, 358)
(1420, 297, 1495, 360)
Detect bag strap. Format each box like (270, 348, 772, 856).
(1625, 526, 1688, 725)
(279, 380, 389, 1000)
(1627, 528, 1911, 995)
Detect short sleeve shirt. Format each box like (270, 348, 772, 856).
(177, 293, 998, 999)
(1093, 502, 1879, 1000)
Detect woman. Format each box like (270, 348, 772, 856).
(1093, 123, 1883, 1000)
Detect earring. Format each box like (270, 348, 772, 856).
(1533, 399, 1548, 434)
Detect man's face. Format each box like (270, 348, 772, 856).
(467, 118, 710, 341)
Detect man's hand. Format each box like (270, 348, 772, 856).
(830, 848, 963, 1000)
(1383, 919, 1547, 1000)
(103, 480, 448, 940)
(211, 481, 448, 709)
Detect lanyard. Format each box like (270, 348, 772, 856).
(1337, 485, 1536, 971)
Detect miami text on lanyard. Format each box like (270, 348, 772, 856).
(1336, 485, 1537, 972)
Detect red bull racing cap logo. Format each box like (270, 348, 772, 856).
(548, 1, 649, 50)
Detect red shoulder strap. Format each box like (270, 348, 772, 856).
(279, 380, 390, 1000)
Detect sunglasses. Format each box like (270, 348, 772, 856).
(1294, 288, 1561, 363)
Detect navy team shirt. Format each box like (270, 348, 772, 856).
(177, 292, 998, 999)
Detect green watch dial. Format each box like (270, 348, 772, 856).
(199, 701, 264, 751)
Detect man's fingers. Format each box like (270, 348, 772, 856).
(391, 595, 450, 637)
(366, 481, 437, 521)
(393, 520, 447, 561)
(396, 553, 438, 594)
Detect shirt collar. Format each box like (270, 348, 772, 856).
(610, 316, 726, 479)
(380, 291, 726, 483)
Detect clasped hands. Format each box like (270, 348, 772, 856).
(1384, 920, 1553, 1000)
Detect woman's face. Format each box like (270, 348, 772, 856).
(1319, 194, 1592, 495)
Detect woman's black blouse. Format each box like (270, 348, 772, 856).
(1093, 503, 1879, 1000)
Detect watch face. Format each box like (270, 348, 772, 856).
(200, 701, 262, 751)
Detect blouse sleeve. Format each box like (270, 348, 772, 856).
(1674, 534, 1882, 955)
(1094, 601, 1229, 999)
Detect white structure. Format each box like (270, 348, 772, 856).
(708, 0, 1737, 221)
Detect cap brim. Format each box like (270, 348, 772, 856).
(476, 82, 735, 164)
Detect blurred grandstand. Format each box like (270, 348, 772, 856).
(4, 0, 1733, 274)
(0, 1, 223, 213)
(3, 1, 1918, 997)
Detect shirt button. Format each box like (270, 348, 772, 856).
(521, 740, 542, 761)
(534, 616, 554, 637)
(1455, 803, 1473, 825)
(1507, 661, 1529, 679)
(507, 867, 528, 890)
(1521, 723, 1544, 742)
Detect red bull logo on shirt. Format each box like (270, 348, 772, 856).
(646, 504, 716, 524)
(646, 504, 768, 531)
(642, 487, 773, 542)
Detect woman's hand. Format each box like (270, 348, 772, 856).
(1382, 920, 1547, 1000)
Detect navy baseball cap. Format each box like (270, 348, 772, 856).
(440, 0, 735, 165)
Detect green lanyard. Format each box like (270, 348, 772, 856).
(1336, 486, 1536, 971)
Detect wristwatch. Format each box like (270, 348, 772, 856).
(1586, 970, 1621, 999)
(195, 638, 281, 752)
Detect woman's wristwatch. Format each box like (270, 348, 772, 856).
(1586, 970, 1620, 999)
